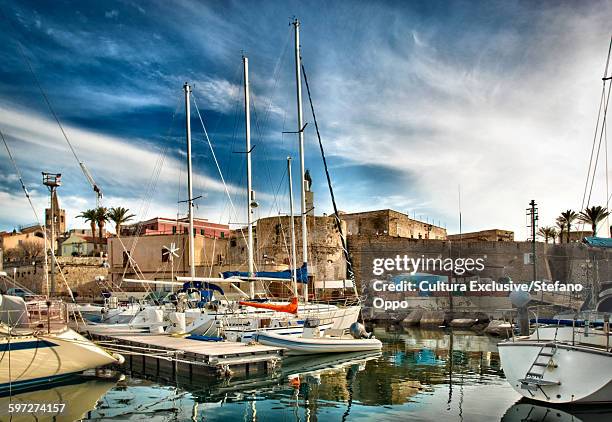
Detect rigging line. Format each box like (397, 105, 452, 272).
(5, 26, 101, 198)
(582, 37, 612, 210)
(586, 78, 612, 209)
(1, 128, 85, 321)
(301, 62, 355, 282)
(191, 93, 258, 272)
(119, 95, 182, 283)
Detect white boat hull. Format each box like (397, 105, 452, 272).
(253, 331, 382, 355)
(0, 328, 120, 393)
(498, 341, 612, 404)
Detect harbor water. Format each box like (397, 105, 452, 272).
(3, 326, 611, 421)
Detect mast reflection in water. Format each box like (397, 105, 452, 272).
(77, 326, 612, 421)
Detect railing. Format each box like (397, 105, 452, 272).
(497, 305, 612, 352)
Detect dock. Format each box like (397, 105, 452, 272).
(94, 334, 282, 381)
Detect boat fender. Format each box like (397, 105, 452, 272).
(112, 353, 126, 364)
(350, 322, 373, 339)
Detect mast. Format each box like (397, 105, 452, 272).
(243, 55, 255, 299)
(184, 83, 196, 279)
(293, 18, 309, 303)
(287, 156, 298, 296)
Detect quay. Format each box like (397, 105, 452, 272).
(93, 334, 283, 380)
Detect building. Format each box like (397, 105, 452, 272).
(108, 217, 231, 287)
(61, 233, 97, 256)
(447, 229, 514, 242)
(121, 217, 229, 239)
(107, 232, 230, 288)
(0, 226, 46, 264)
(108, 213, 349, 294)
(227, 215, 348, 282)
(340, 209, 447, 240)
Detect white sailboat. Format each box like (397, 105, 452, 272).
(498, 324, 612, 404)
(0, 294, 123, 393)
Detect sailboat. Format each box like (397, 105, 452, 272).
(498, 37, 612, 404)
(0, 294, 123, 393)
(80, 20, 361, 341)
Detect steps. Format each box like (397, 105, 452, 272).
(519, 344, 561, 391)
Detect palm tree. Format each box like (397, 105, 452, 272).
(555, 218, 566, 244)
(537, 226, 556, 243)
(93, 207, 108, 256)
(579, 206, 610, 236)
(560, 210, 578, 243)
(107, 207, 136, 235)
(78, 208, 98, 254)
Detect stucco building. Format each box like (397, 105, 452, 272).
(340, 209, 447, 240)
(447, 229, 514, 242)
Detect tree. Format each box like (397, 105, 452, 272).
(78, 209, 98, 254)
(93, 207, 108, 256)
(537, 226, 556, 243)
(559, 210, 578, 243)
(555, 219, 566, 244)
(20, 241, 44, 260)
(579, 206, 610, 236)
(107, 207, 136, 235)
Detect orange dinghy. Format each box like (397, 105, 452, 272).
(238, 297, 298, 314)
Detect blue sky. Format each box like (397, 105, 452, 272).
(0, 0, 611, 238)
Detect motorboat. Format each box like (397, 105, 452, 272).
(0, 295, 123, 393)
(253, 320, 382, 355)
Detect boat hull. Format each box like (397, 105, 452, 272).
(498, 341, 612, 404)
(253, 331, 382, 355)
(0, 328, 119, 393)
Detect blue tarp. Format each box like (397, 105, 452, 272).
(583, 236, 612, 248)
(180, 281, 224, 295)
(222, 263, 309, 283)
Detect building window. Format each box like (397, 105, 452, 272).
(172, 226, 176, 234)
(200, 229, 204, 236)
(220, 232, 225, 238)
(122, 251, 131, 267)
(230, 239, 237, 247)
(161, 248, 170, 263)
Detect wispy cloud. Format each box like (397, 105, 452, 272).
(1, 0, 611, 239)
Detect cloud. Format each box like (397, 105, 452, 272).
(2, 0, 612, 241)
(0, 103, 252, 228)
(305, 2, 612, 237)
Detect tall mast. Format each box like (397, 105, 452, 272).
(184, 83, 196, 279)
(243, 56, 255, 299)
(293, 18, 309, 302)
(287, 156, 298, 296)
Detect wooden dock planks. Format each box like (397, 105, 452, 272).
(95, 334, 283, 378)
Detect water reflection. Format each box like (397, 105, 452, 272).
(502, 401, 612, 422)
(83, 326, 531, 421)
(0, 373, 118, 421)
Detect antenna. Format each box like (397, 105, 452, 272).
(42, 172, 61, 295)
(526, 200, 539, 294)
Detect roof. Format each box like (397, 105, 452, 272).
(583, 236, 612, 248)
(62, 234, 96, 244)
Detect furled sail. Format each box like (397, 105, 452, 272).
(238, 297, 299, 314)
(222, 263, 309, 283)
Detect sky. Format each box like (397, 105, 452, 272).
(0, 0, 611, 239)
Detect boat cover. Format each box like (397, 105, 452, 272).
(583, 236, 612, 248)
(0, 294, 29, 326)
(222, 263, 309, 283)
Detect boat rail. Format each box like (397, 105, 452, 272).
(496, 305, 611, 352)
(0, 299, 67, 332)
